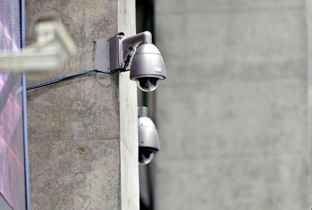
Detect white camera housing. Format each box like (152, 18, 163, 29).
(94, 32, 166, 92)
(138, 106, 160, 165)
(130, 43, 166, 92)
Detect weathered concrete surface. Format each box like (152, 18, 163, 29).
(26, 0, 138, 209)
(29, 140, 120, 209)
(155, 0, 311, 209)
(26, 0, 120, 142)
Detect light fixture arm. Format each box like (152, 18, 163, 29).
(0, 17, 76, 72)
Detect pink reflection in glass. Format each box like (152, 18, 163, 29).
(0, 19, 19, 52)
(0, 1, 25, 208)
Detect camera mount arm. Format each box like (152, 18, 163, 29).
(120, 31, 152, 62)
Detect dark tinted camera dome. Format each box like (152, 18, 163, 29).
(139, 148, 156, 165)
(137, 77, 160, 92)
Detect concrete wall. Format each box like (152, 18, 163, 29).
(155, 1, 311, 209)
(26, 0, 138, 209)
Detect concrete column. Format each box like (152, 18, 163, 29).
(156, 1, 311, 210)
(26, 0, 138, 209)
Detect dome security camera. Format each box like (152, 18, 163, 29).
(138, 107, 160, 165)
(130, 43, 166, 92)
(105, 31, 166, 92)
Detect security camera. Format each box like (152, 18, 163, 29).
(96, 31, 166, 92)
(138, 106, 160, 165)
(0, 16, 76, 72)
(130, 43, 166, 92)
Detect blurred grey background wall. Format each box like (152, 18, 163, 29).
(155, 0, 312, 209)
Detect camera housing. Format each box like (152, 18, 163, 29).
(138, 107, 160, 165)
(104, 31, 166, 92)
(130, 43, 166, 92)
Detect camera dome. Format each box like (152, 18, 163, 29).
(137, 77, 160, 92)
(139, 148, 156, 165)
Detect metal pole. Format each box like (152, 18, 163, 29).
(21, 0, 31, 208)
